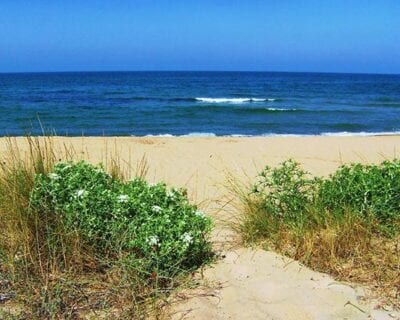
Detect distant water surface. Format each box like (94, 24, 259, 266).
(0, 71, 399, 136)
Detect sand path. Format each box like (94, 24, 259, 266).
(1, 136, 399, 319)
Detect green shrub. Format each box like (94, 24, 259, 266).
(252, 159, 318, 225)
(30, 161, 212, 277)
(319, 160, 400, 227)
(251, 159, 400, 234)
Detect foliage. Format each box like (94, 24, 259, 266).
(251, 159, 400, 234)
(318, 160, 400, 230)
(252, 159, 318, 226)
(30, 161, 212, 277)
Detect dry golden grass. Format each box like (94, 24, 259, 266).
(276, 222, 400, 307)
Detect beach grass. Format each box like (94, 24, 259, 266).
(0, 136, 213, 319)
(230, 159, 400, 308)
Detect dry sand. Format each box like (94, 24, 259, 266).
(1, 136, 399, 319)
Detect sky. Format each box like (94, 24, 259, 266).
(0, 0, 399, 74)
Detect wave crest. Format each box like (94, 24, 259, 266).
(195, 97, 276, 103)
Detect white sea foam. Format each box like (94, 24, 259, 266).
(321, 131, 400, 137)
(261, 133, 307, 137)
(144, 134, 174, 137)
(230, 134, 253, 137)
(182, 132, 217, 137)
(136, 131, 400, 138)
(195, 97, 275, 103)
(266, 108, 297, 111)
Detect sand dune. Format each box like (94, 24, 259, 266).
(1, 136, 399, 319)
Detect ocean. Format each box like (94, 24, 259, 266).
(0, 71, 399, 137)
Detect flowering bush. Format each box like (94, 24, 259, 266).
(30, 161, 212, 277)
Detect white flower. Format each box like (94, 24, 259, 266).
(167, 191, 175, 198)
(181, 232, 193, 245)
(146, 235, 159, 246)
(195, 210, 205, 218)
(76, 189, 86, 198)
(117, 194, 129, 203)
(48, 173, 60, 180)
(152, 205, 162, 213)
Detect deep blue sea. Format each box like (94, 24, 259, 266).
(0, 71, 399, 136)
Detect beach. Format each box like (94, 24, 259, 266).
(1, 135, 399, 319)
(3, 1, 400, 318)
(2, 135, 398, 201)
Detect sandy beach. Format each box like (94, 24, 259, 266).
(3, 135, 399, 201)
(1, 135, 399, 319)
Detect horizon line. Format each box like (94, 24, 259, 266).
(1, 69, 399, 76)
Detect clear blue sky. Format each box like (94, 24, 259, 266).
(1, 0, 399, 73)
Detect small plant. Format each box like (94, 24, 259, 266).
(252, 159, 318, 224)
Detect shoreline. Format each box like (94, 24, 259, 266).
(2, 132, 400, 138)
(2, 135, 400, 203)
